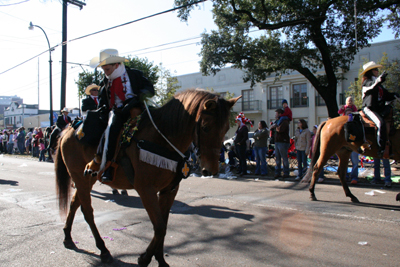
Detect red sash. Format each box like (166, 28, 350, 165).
(110, 77, 125, 107)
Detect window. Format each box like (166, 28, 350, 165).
(242, 89, 254, 110)
(315, 93, 326, 106)
(292, 84, 308, 107)
(268, 86, 283, 109)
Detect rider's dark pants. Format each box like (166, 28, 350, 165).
(97, 109, 129, 163)
(97, 98, 141, 164)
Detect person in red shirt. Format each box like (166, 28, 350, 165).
(270, 99, 292, 129)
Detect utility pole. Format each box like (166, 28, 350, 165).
(60, 0, 86, 110)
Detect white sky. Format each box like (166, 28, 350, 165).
(0, 0, 396, 111)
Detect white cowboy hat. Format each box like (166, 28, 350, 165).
(360, 61, 383, 76)
(61, 107, 69, 113)
(90, 49, 128, 68)
(85, 84, 100, 95)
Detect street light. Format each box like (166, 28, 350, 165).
(29, 21, 53, 127)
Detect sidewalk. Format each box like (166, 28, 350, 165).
(215, 159, 400, 189)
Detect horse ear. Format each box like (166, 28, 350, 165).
(227, 96, 242, 108)
(204, 99, 217, 111)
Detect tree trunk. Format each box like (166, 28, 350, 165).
(317, 85, 339, 118)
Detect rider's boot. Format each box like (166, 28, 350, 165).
(84, 154, 102, 176)
(100, 161, 118, 183)
(101, 166, 114, 183)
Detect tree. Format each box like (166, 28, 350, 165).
(154, 63, 180, 106)
(75, 69, 103, 99)
(174, 0, 399, 118)
(347, 53, 400, 127)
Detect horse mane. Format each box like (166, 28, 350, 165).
(139, 89, 230, 138)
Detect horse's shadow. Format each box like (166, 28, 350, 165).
(0, 179, 19, 186)
(318, 199, 400, 211)
(66, 244, 139, 266)
(91, 190, 144, 209)
(171, 201, 254, 221)
(90, 190, 254, 222)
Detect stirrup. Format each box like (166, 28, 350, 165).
(97, 161, 119, 183)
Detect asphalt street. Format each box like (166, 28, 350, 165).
(0, 155, 399, 267)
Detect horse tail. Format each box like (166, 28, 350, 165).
(54, 139, 70, 215)
(301, 121, 327, 183)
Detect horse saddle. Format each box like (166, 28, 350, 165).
(344, 113, 364, 142)
(75, 109, 108, 146)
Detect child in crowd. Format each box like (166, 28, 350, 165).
(338, 96, 358, 116)
(38, 138, 46, 162)
(271, 99, 292, 129)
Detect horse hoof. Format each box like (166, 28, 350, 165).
(63, 239, 76, 249)
(138, 253, 151, 267)
(112, 189, 119, 195)
(351, 197, 360, 203)
(310, 196, 318, 201)
(100, 251, 113, 263)
(91, 171, 97, 177)
(121, 190, 128, 195)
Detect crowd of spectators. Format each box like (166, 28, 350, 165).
(0, 126, 54, 162)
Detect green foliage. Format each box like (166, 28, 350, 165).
(124, 56, 159, 85)
(174, 0, 399, 118)
(154, 63, 180, 106)
(75, 70, 103, 98)
(386, 6, 400, 38)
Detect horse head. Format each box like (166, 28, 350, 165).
(195, 94, 241, 176)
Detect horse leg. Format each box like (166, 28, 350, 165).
(137, 187, 171, 267)
(309, 154, 330, 201)
(63, 190, 81, 249)
(336, 149, 359, 203)
(76, 184, 113, 263)
(153, 186, 179, 267)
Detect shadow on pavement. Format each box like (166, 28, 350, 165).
(0, 179, 19, 186)
(171, 202, 254, 222)
(318, 199, 400, 211)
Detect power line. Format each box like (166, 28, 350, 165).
(0, 0, 30, 7)
(0, 0, 207, 76)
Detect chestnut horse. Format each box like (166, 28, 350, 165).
(55, 89, 240, 266)
(303, 115, 400, 203)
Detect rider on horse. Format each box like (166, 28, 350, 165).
(361, 61, 399, 158)
(87, 49, 155, 183)
(47, 108, 72, 151)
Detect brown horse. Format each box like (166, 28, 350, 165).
(55, 89, 240, 266)
(303, 115, 400, 203)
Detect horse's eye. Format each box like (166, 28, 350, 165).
(202, 126, 210, 133)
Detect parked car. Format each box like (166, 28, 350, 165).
(224, 132, 254, 150)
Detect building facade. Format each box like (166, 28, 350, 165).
(3, 102, 38, 129)
(176, 39, 400, 139)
